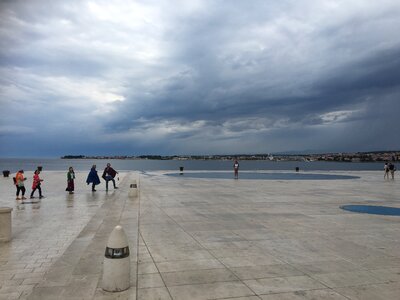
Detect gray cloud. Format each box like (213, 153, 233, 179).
(1, 0, 400, 156)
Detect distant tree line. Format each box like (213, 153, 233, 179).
(61, 155, 86, 159)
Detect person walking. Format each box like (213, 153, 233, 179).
(388, 162, 396, 180)
(66, 167, 75, 194)
(384, 162, 390, 179)
(30, 169, 44, 199)
(86, 165, 100, 192)
(14, 170, 27, 200)
(102, 163, 118, 191)
(233, 159, 239, 179)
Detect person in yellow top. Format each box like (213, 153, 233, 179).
(14, 170, 27, 200)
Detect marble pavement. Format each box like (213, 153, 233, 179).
(0, 170, 400, 299)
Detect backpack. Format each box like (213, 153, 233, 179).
(13, 177, 17, 185)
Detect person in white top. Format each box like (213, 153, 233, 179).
(384, 162, 389, 179)
(233, 160, 239, 179)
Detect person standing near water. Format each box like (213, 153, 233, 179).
(384, 162, 390, 179)
(86, 165, 100, 192)
(30, 169, 44, 199)
(66, 167, 75, 194)
(233, 160, 239, 179)
(15, 170, 27, 200)
(388, 162, 396, 180)
(102, 163, 119, 191)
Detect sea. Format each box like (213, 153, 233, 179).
(0, 158, 385, 173)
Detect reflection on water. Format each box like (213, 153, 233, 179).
(66, 194, 74, 207)
(16, 202, 25, 210)
(86, 191, 101, 202)
(16, 199, 41, 210)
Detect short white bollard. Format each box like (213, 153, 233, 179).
(128, 180, 138, 198)
(102, 225, 130, 292)
(0, 207, 13, 242)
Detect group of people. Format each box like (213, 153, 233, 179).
(13, 163, 119, 200)
(384, 162, 396, 180)
(14, 169, 44, 200)
(85, 163, 119, 192)
(67, 163, 119, 193)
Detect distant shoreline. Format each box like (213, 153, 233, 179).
(61, 151, 399, 163)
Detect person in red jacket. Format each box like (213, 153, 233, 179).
(30, 169, 44, 199)
(102, 163, 118, 191)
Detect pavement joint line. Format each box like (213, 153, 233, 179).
(135, 174, 141, 300)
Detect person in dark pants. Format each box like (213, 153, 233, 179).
(66, 167, 75, 194)
(388, 162, 396, 180)
(30, 169, 44, 199)
(233, 160, 239, 179)
(384, 162, 390, 179)
(102, 163, 118, 191)
(86, 165, 101, 191)
(15, 170, 27, 200)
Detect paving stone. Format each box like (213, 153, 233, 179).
(138, 273, 165, 289)
(93, 287, 137, 300)
(291, 259, 362, 275)
(217, 297, 261, 300)
(310, 270, 387, 288)
(168, 281, 255, 300)
(258, 289, 348, 299)
(0, 292, 21, 300)
(161, 268, 238, 286)
(138, 262, 159, 274)
(156, 258, 225, 273)
(243, 275, 326, 294)
(335, 282, 400, 300)
(230, 264, 304, 280)
(137, 287, 172, 300)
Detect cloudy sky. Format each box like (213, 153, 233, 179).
(1, 0, 400, 157)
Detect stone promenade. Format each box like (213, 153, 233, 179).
(0, 170, 400, 299)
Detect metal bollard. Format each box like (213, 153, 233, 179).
(128, 180, 137, 198)
(102, 225, 131, 292)
(0, 207, 13, 242)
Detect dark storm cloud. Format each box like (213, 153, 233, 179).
(108, 44, 400, 132)
(1, 0, 400, 156)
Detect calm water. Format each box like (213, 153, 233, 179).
(0, 158, 384, 173)
(166, 172, 360, 180)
